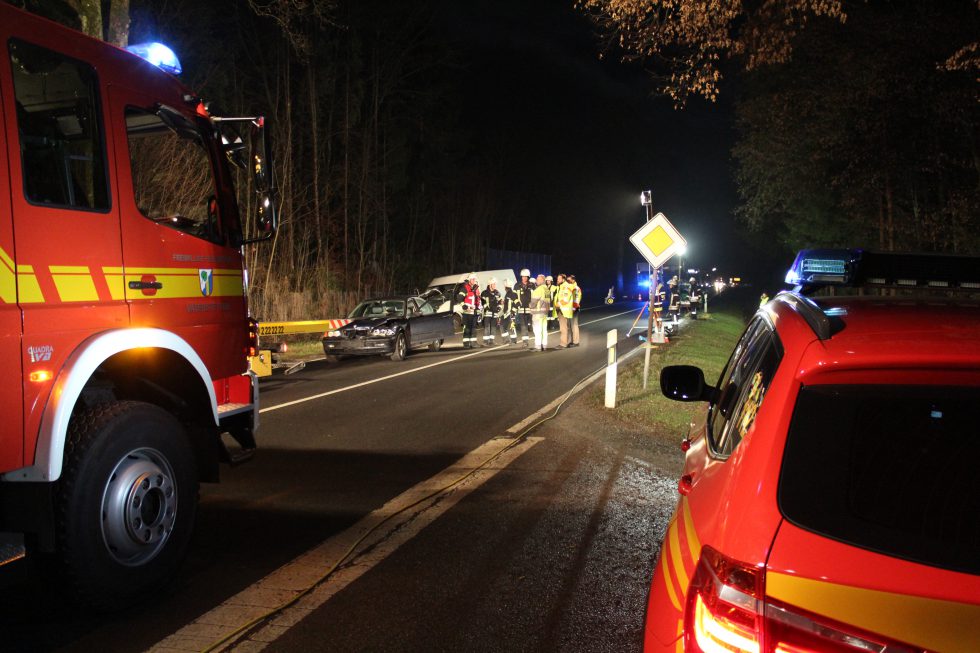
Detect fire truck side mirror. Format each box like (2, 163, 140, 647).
(246, 118, 278, 242)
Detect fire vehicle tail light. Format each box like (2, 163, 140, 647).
(685, 547, 922, 653)
(686, 546, 764, 653)
(247, 318, 259, 357)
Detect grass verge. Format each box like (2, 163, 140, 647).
(587, 311, 746, 437)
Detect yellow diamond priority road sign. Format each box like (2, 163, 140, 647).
(629, 212, 687, 269)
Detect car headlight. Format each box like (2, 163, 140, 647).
(371, 327, 397, 337)
(326, 330, 341, 338)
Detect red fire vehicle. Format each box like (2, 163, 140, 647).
(0, 4, 276, 608)
(648, 249, 980, 653)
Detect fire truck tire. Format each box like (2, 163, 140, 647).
(53, 401, 198, 611)
(390, 332, 407, 361)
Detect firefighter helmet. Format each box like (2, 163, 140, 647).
(520, 268, 531, 277)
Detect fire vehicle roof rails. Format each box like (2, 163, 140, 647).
(785, 248, 980, 296)
(772, 291, 834, 341)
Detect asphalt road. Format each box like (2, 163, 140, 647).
(0, 300, 686, 653)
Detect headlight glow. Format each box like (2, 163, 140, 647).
(371, 328, 396, 337)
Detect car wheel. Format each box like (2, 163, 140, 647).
(53, 401, 197, 611)
(390, 332, 407, 361)
(325, 354, 340, 364)
(429, 339, 442, 352)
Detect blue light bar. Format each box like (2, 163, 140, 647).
(125, 42, 182, 75)
(785, 249, 862, 287)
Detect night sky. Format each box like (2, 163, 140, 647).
(436, 0, 768, 287)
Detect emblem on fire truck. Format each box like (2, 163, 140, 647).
(199, 269, 214, 296)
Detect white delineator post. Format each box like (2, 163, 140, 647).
(605, 329, 617, 408)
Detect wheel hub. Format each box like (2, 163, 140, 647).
(101, 448, 177, 566)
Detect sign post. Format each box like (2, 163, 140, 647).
(628, 209, 687, 390)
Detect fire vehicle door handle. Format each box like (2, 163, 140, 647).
(129, 280, 164, 290)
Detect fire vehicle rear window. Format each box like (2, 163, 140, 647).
(779, 385, 980, 576)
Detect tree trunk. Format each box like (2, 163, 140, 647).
(67, 0, 103, 40)
(107, 0, 130, 47)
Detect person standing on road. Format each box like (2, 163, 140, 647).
(481, 278, 502, 346)
(501, 279, 518, 345)
(567, 274, 582, 347)
(545, 275, 558, 331)
(530, 273, 552, 351)
(514, 269, 534, 349)
(457, 273, 481, 349)
(555, 274, 574, 348)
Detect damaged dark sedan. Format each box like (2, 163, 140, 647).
(322, 295, 455, 362)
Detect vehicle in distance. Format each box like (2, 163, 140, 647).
(425, 269, 517, 326)
(646, 249, 980, 653)
(322, 295, 454, 362)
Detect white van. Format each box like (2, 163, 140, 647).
(424, 269, 518, 326)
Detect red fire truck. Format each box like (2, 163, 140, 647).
(0, 4, 276, 609)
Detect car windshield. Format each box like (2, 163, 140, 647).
(779, 384, 980, 575)
(349, 300, 405, 318)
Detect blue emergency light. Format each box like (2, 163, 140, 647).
(785, 249, 861, 287)
(786, 248, 980, 293)
(125, 42, 183, 75)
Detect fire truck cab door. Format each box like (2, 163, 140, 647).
(0, 77, 23, 472)
(107, 85, 246, 381)
(2, 34, 128, 466)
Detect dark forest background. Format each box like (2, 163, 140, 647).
(8, 0, 979, 318)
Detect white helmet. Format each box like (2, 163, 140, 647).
(545, 275, 553, 282)
(468, 273, 478, 282)
(489, 277, 497, 286)
(520, 268, 531, 278)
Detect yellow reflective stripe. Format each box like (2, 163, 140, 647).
(50, 265, 99, 302)
(103, 269, 126, 300)
(675, 620, 684, 653)
(101, 267, 243, 301)
(767, 572, 980, 653)
(659, 533, 682, 611)
(17, 265, 44, 303)
(667, 515, 690, 592)
(681, 498, 702, 561)
(0, 248, 15, 303)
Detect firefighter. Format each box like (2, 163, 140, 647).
(514, 268, 534, 349)
(456, 273, 481, 348)
(568, 274, 582, 347)
(501, 279, 518, 344)
(481, 278, 502, 345)
(530, 273, 552, 351)
(545, 275, 558, 330)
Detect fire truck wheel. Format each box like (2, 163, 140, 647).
(429, 339, 442, 352)
(390, 332, 407, 361)
(54, 401, 197, 611)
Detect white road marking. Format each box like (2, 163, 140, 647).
(578, 308, 638, 327)
(146, 436, 543, 653)
(260, 344, 507, 414)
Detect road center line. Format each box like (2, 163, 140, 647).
(260, 344, 507, 414)
(578, 308, 639, 327)
(146, 435, 543, 653)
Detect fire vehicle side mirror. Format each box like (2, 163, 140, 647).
(661, 365, 720, 403)
(245, 119, 278, 242)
